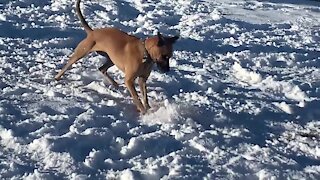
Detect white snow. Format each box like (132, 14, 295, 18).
(0, 14, 6, 21)
(1, 0, 320, 179)
(120, 169, 135, 180)
(233, 62, 262, 85)
(273, 101, 293, 114)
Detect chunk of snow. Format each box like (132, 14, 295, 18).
(120, 137, 138, 155)
(140, 101, 179, 125)
(233, 62, 262, 85)
(273, 102, 292, 114)
(120, 169, 135, 180)
(0, 14, 6, 21)
(45, 89, 55, 97)
(0, 126, 14, 140)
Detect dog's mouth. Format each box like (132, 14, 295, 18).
(157, 62, 170, 73)
(156, 56, 171, 73)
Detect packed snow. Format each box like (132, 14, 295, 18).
(1, 0, 320, 179)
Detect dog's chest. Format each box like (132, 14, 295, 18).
(137, 57, 153, 76)
(143, 57, 153, 69)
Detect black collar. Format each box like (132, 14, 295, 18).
(142, 40, 153, 64)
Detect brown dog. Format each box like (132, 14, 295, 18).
(55, 0, 179, 114)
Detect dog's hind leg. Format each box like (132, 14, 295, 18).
(99, 61, 119, 87)
(97, 51, 118, 87)
(55, 38, 94, 80)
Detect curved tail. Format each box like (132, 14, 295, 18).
(76, 0, 93, 33)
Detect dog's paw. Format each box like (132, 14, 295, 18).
(135, 106, 147, 115)
(144, 104, 151, 110)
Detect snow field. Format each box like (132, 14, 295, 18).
(1, 0, 320, 179)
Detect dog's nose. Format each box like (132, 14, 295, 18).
(162, 67, 170, 73)
(156, 61, 170, 73)
(158, 66, 169, 73)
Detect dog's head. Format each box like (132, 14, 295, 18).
(147, 32, 179, 72)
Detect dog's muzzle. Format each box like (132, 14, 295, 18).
(156, 59, 170, 73)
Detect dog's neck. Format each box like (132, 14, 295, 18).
(143, 37, 160, 63)
(142, 40, 152, 64)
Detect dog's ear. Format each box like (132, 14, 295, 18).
(157, 32, 165, 46)
(168, 35, 179, 44)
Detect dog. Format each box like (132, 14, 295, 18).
(55, 0, 179, 114)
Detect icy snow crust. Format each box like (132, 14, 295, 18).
(1, 0, 320, 179)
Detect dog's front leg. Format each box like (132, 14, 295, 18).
(125, 77, 146, 114)
(138, 77, 150, 110)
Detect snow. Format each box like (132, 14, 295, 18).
(0, 14, 5, 21)
(1, 0, 320, 179)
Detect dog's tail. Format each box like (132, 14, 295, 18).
(76, 0, 93, 33)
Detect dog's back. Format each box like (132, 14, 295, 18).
(89, 28, 144, 71)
